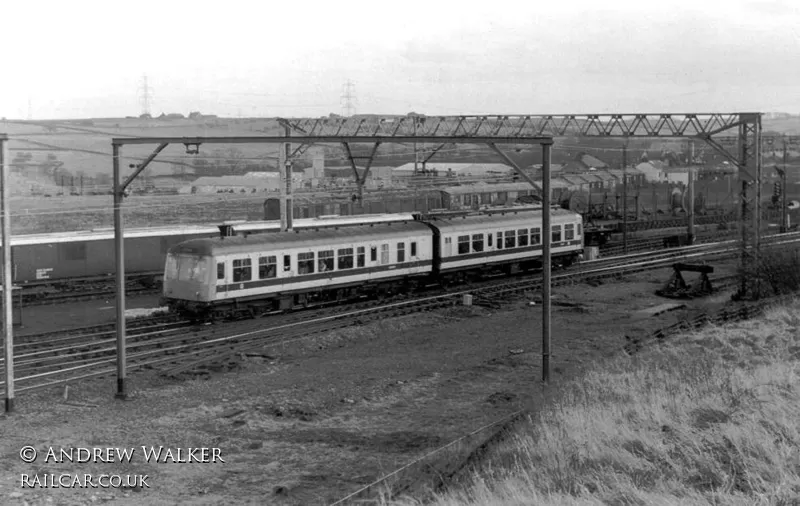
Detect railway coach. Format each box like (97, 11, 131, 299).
(427, 208, 584, 284)
(161, 207, 585, 319)
(162, 221, 434, 318)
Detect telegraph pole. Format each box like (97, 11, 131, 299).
(1, 134, 15, 413)
(285, 126, 293, 231)
(112, 144, 127, 399)
(279, 126, 294, 231)
(622, 143, 628, 253)
(688, 167, 695, 244)
(781, 139, 788, 233)
(542, 142, 552, 385)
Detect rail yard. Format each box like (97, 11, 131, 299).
(2, 111, 800, 505)
(2, 13, 800, 502)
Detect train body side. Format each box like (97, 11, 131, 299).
(425, 209, 584, 274)
(162, 221, 435, 313)
(162, 209, 586, 317)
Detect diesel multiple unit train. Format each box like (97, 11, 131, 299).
(161, 207, 585, 319)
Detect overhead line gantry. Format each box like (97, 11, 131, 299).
(107, 128, 554, 401)
(276, 113, 766, 301)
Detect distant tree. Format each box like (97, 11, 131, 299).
(52, 166, 72, 187)
(192, 158, 214, 177)
(95, 173, 112, 187)
(213, 148, 247, 175)
(39, 153, 63, 177)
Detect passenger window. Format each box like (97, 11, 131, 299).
(258, 256, 277, 279)
(497, 231, 503, 250)
(357, 247, 365, 268)
(564, 224, 575, 241)
(577, 223, 582, 236)
(472, 234, 484, 252)
(518, 229, 529, 247)
(298, 252, 315, 274)
(457, 235, 470, 255)
(232, 258, 252, 282)
(531, 228, 541, 245)
(318, 250, 334, 272)
(397, 243, 405, 263)
(380, 244, 389, 264)
(283, 255, 291, 271)
(338, 248, 354, 270)
(370, 246, 378, 262)
(504, 230, 516, 249)
(552, 225, 562, 243)
(217, 262, 225, 280)
(410, 242, 417, 257)
(488, 233, 493, 247)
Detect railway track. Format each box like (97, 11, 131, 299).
(4, 231, 800, 396)
(11, 224, 778, 306)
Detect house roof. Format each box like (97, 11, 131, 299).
(580, 154, 609, 169)
(243, 172, 280, 178)
(560, 175, 592, 186)
(578, 173, 604, 183)
(592, 171, 616, 182)
(607, 167, 644, 178)
(393, 163, 513, 174)
(635, 162, 659, 172)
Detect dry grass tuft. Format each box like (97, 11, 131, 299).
(392, 298, 800, 506)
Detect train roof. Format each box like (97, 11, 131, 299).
(2, 224, 221, 247)
(170, 221, 433, 257)
(0, 214, 421, 247)
(426, 208, 579, 232)
(227, 213, 417, 233)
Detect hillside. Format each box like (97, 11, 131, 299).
(4, 115, 797, 188)
(402, 297, 800, 506)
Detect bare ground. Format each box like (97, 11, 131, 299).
(0, 264, 740, 505)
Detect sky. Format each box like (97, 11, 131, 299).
(2, 0, 799, 119)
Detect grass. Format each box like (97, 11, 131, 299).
(392, 297, 800, 506)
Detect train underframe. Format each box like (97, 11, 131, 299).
(163, 250, 582, 321)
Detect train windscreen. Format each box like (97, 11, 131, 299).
(165, 254, 210, 283)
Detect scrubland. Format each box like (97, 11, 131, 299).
(399, 297, 800, 506)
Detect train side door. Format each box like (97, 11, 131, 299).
(443, 237, 452, 257)
(380, 244, 390, 265)
(282, 254, 293, 278)
(216, 260, 227, 295)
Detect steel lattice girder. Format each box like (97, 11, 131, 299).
(278, 113, 752, 138)
(277, 113, 765, 181)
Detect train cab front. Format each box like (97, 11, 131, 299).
(161, 242, 216, 317)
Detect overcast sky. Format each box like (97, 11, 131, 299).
(2, 0, 799, 119)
